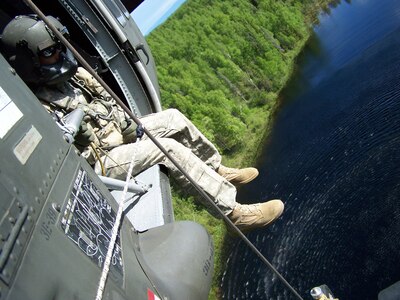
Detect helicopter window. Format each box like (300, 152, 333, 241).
(102, 0, 130, 27)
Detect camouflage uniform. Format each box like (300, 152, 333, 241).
(36, 67, 237, 215)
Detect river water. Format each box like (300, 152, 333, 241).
(221, 0, 400, 299)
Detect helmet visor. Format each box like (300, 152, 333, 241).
(39, 48, 78, 85)
(38, 43, 63, 59)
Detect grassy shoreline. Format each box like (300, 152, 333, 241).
(223, 32, 310, 168)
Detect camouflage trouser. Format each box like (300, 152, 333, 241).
(95, 109, 237, 215)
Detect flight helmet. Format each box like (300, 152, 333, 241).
(1, 15, 78, 85)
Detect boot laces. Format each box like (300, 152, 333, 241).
(235, 203, 261, 216)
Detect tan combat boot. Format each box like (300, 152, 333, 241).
(227, 200, 284, 233)
(217, 165, 259, 186)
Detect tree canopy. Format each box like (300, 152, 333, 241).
(146, 0, 327, 153)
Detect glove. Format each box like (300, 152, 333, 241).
(121, 119, 137, 143)
(136, 124, 145, 140)
(75, 121, 96, 147)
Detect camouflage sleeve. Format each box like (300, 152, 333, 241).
(74, 67, 136, 144)
(74, 67, 111, 99)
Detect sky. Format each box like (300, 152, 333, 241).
(131, 0, 187, 35)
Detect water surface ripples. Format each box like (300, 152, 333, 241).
(222, 1, 400, 298)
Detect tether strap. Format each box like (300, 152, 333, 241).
(94, 148, 135, 300)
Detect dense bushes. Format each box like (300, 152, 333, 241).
(147, 0, 313, 153)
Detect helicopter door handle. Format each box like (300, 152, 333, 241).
(135, 44, 150, 65)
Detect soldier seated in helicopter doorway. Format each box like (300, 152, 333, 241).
(1, 14, 284, 233)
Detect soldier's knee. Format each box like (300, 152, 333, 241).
(164, 108, 190, 133)
(165, 108, 184, 120)
(165, 108, 179, 114)
(159, 138, 188, 154)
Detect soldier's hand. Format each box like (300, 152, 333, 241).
(75, 121, 95, 147)
(121, 119, 137, 143)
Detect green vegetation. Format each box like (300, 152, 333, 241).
(147, 0, 340, 298)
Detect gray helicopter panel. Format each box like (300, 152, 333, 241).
(0, 53, 158, 300)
